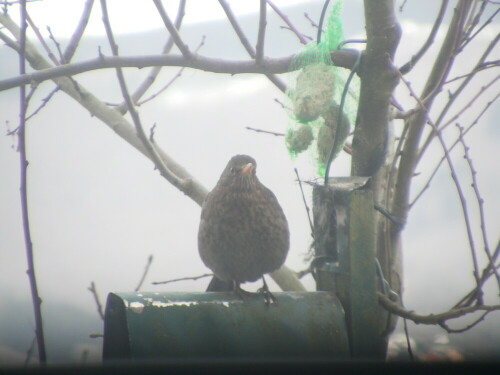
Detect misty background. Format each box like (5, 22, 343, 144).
(0, 0, 499, 364)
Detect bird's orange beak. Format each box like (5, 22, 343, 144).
(241, 163, 254, 174)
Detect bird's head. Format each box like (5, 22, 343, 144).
(218, 154, 259, 190)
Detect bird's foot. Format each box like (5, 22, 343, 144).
(233, 282, 254, 300)
(258, 276, 277, 306)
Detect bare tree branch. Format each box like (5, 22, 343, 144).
(392, 0, 471, 238)
(397, 62, 483, 303)
(0, 47, 357, 92)
(378, 292, 500, 332)
(456, 123, 500, 291)
(218, 0, 286, 92)
(100, 0, 191, 194)
(115, 0, 186, 114)
(416, 31, 500, 164)
(410, 91, 499, 208)
(18, 0, 47, 365)
(63, 0, 95, 63)
(256, 0, 267, 63)
(135, 255, 154, 292)
(152, 273, 213, 285)
(266, 0, 308, 44)
(25, 11, 59, 65)
(399, 0, 449, 74)
(88, 282, 105, 321)
(153, 0, 191, 58)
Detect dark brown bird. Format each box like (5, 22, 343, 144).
(198, 155, 289, 301)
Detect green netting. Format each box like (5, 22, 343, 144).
(285, 0, 359, 177)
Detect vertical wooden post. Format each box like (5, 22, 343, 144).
(313, 177, 383, 358)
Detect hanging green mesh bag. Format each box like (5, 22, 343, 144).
(285, 0, 359, 177)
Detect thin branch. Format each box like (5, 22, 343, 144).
(456, 123, 500, 290)
(417, 31, 500, 163)
(459, 4, 499, 51)
(266, 0, 308, 44)
(46, 26, 64, 63)
(445, 59, 500, 84)
(152, 273, 213, 285)
(439, 310, 491, 333)
(63, 0, 95, 63)
(0, 28, 358, 92)
(378, 292, 500, 333)
(304, 12, 319, 29)
(255, 0, 266, 63)
(87, 282, 105, 320)
(153, 0, 191, 58)
(135, 255, 154, 292)
(18, 0, 47, 365)
(25, 86, 59, 121)
(245, 126, 284, 136)
(397, 64, 483, 303)
(25, 12, 59, 65)
(410, 91, 499, 208)
(100, 0, 192, 193)
(218, 0, 255, 57)
(136, 35, 205, 107)
(455, 240, 500, 308)
(294, 168, 314, 238)
(24, 336, 36, 367)
(116, 0, 186, 113)
(400, 0, 449, 74)
(218, 0, 286, 92)
(440, 74, 500, 130)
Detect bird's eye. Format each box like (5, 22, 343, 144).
(230, 167, 236, 174)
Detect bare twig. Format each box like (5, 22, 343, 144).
(25, 12, 58, 65)
(410, 91, 500, 208)
(417, 31, 500, 162)
(255, 0, 267, 63)
(152, 273, 213, 285)
(397, 63, 483, 303)
(378, 292, 500, 333)
(400, 0, 449, 74)
(24, 336, 36, 367)
(439, 310, 491, 333)
(245, 126, 284, 136)
(456, 123, 500, 290)
(304, 12, 319, 29)
(440, 74, 500, 130)
(25, 86, 59, 121)
(116, 0, 186, 113)
(459, 5, 499, 51)
(88, 281, 105, 321)
(455, 240, 500, 308)
(445, 59, 500, 84)
(218, 0, 255, 57)
(136, 35, 205, 107)
(100, 0, 190, 194)
(218, 0, 286, 92)
(18, 0, 47, 365)
(153, 0, 191, 58)
(294, 168, 314, 238)
(0, 42, 358, 91)
(135, 254, 154, 292)
(266, 0, 308, 44)
(46, 26, 64, 63)
(63, 0, 95, 63)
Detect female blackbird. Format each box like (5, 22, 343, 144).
(198, 155, 289, 301)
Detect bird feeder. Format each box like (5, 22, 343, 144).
(103, 177, 388, 360)
(103, 291, 349, 360)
